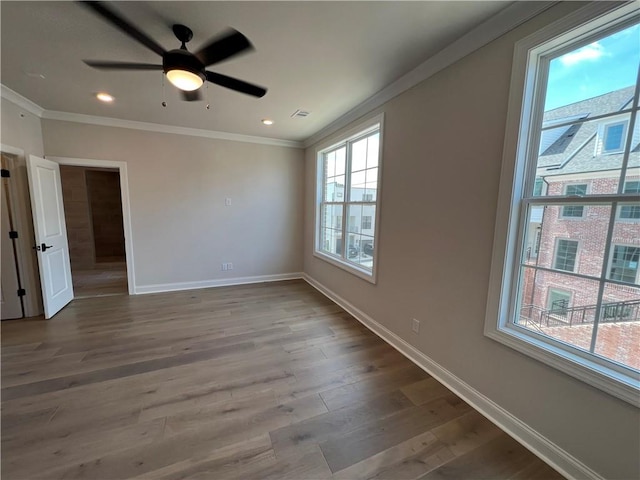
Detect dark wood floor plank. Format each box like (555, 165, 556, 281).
(1, 280, 563, 480)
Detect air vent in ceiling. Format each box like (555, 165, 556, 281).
(291, 109, 310, 118)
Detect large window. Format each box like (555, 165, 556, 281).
(485, 3, 640, 405)
(315, 115, 383, 281)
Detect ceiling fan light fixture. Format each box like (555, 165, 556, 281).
(166, 69, 204, 91)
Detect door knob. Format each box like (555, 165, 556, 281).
(41, 243, 53, 252)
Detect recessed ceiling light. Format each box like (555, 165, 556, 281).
(96, 92, 114, 103)
(262, 119, 274, 126)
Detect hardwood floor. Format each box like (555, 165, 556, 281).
(71, 261, 128, 298)
(1, 280, 564, 480)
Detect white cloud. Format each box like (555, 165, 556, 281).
(559, 42, 605, 67)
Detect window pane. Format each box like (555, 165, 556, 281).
(525, 204, 610, 277)
(517, 268, 600, 352)
(351, 138, 367, 172)
(320, 228, 342, 256)
(365, 167, 378, 202)
(324, 175, 345, 202)
(367, 133, 380, 169)
(347, 205, 362, 234)
(350, 171, 366, 201)
(335, 147, 346, 176)
(545, 24, 639, 112)
(536, 113, 634, 197)
(595, 283, 640, 370)
(325, 151, 336, 178)
(320, 204, 343, 234)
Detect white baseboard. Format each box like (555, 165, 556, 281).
(302, 273, 602, 480)
(135, 272, 303, 295)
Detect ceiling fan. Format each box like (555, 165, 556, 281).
(80, 1, 267, 102)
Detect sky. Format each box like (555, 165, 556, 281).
(544, 23, 639, 111)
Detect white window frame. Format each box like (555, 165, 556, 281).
(485, 2, 640, 406)
(314, 114, 384, 283)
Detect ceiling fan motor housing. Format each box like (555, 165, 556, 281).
(163, 49, 205, 82)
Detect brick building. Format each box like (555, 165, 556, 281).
(519, 86, 640, 368)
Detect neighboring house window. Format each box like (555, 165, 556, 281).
(547, 289, 571, 316)
(609, 245, 640, 284)
(561, 184, 587, 218)
(484, 3, 640, 406)
(619, 181, 640, 220)
(602, 121, 628, 153)
(315, 114, 383, 282)
(554, 239, 578, 272)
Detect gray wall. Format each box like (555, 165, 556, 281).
(42, 121, 305, 290)
(303, 4, 639, 479)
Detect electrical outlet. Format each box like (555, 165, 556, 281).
(412, 318, 420, 333)
(221, 263, 227, 271)
(227, 262, 233, 270)
(225, 197, 232, 206)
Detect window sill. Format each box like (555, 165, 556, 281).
(313, 250, 377, 284)
(486, 324, 640, 407)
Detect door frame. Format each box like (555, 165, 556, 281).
(47, 156, 136, 295)
(1, 144, 43, 317)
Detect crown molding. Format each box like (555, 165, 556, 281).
(302, 1, 557, 149)
(1, 84, 302, 149)
(0, 85, 45, 117)
(40, 110, 304, 149)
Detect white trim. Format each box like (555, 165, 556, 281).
(46, 156, 136, 296)
(41, 110, 303, 149)
(302, 273, 603, 480)
(0, 85, 44, 117)
(135, 272, 303, 295)
(303, 1, 555, 148)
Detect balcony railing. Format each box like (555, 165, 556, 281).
(520, 299, 640, 328)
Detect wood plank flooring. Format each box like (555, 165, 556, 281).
(1, 280, 564, 480)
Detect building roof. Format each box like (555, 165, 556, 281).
(537, 86, 639, 177)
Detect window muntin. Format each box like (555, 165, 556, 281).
(316, 119, 382, 279)
(486, 4, 640, 404)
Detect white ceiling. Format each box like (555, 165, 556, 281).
(1, 1, 512, 143)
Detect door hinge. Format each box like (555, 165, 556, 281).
(17, 289, 26, 297)
(1, 169, 10, 178)
(9, 231, 18, 239)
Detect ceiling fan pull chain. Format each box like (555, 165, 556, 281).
(206, 82, 210, 110)
(161, 72, 167, 108)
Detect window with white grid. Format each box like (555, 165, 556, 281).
(315, 116, 383, 281)
(485, 3, 640, 405)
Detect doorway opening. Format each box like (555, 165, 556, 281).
(59, 165, 128, 298)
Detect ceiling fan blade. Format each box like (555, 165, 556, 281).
(181, 90, 202, 102)
(195, 29, 254, 67)
(84, 60, 163, 70)
(205, 72, 266, 98)
(80, 1, 166, 57)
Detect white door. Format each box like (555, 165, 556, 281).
(26, 156, 73, 318)
(1, 176, 23, 319)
